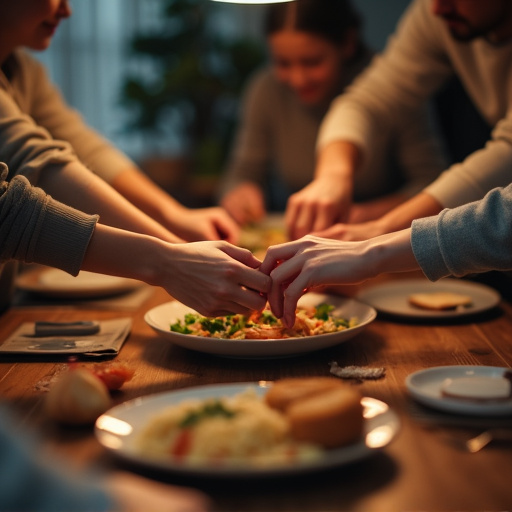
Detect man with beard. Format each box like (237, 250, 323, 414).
(284, 0, 512, 242)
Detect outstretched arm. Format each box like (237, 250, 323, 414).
(260, 230, 417, 326)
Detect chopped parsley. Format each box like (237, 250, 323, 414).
(179, 400, 236, 428)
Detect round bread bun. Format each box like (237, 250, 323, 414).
(408, 292, 472, 310)
(264, 377, 345, 412)
(286, 385, 363, 448)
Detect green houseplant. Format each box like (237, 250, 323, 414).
(121, 0, 265, 196)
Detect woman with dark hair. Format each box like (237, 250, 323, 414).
(218, 0, 445, 231)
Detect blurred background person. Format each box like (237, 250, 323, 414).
(0, 162, 269, 316)
(218, 0, 445, 229)
(290, 0, 512, 241)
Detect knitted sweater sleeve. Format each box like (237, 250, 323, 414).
(15, 51, 135, 183)
(411, 184, 512, 281)
(217, 69, 273, 199)
(0, 162, 98, 275)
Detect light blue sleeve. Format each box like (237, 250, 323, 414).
(0, 407, 114, 512)
(411, 184, 512, 280)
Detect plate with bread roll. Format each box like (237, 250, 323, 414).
(356, 278, 500, 319)
(406, 365, 512, 416)
(95, 378, 400, 477)
(144, 292, 377, 358)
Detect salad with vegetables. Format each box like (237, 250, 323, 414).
(169, 304, 357, 340)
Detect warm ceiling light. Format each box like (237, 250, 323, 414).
(211, 0, 294, 4)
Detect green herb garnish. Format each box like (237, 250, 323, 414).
(170, 320, 192, 334)
(314, 303, 334, 321)
(179, 401, 236, 428)
(261, 310, 278, 325)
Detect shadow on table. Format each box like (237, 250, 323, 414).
(109, 450, 398, 512)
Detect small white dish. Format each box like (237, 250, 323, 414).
(95, 382, 399, 478)
(406, 366, 512, 416)
(357, 278, 500, 319)
(144, 292, 376, 359)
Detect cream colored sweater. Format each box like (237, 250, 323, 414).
(0, 50, 134, 185)
(319, 0, 512, 208)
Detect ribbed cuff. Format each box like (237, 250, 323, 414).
(32, 197, 98, 276)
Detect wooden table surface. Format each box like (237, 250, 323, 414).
(1, 271, 512, 512)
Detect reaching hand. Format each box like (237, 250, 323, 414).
(166, 207, 241, 244)
(285, 176, 353, 240)
(164, 241, 270, 317)
(313, 219, 386, 241)
(260, 235, 374, 326)
(220, 182, 266, 226)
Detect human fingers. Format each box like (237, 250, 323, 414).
(207, 210, 241, 244)
(313, 223, 348, 240)
(265, 253, 305, 320)
(311, 201, 339, 233)
(259, 241, 303, 275)
(220, 243, 265, 271)
(284, 194, 300, 240)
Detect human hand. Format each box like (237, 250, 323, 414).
(163, 241, 270, 317)
(260, 235, 374, 327)
(313, 219, 386, 241)
(285, 175, 352, 240)
(220, 182, 266, 226)
(166, 207, 241, 244)
(107, 472, 211, 512)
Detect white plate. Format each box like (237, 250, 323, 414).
(144, 292, 376, 358)
(16, 268, 142, 299)
(406, 366, 512, 416)
(95, 382, 399, 478)
(357, 278, 500, 319)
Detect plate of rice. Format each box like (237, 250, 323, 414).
(95, 382, 399, 478)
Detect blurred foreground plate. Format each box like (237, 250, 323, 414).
(95, 382, 399, 478)
(144, 292, 376, 359)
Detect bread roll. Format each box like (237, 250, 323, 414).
(265, 377, 344, 412)
(408, 292, 472, 310)
(286, 386, 363, 448)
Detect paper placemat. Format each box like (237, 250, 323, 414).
(0, 318, 132, 358)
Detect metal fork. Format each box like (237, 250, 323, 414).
(465, 428, 512, 453)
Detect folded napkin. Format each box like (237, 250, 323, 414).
(0, 317, 131, 359)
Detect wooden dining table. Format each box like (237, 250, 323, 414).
(1, 267, 512, 512)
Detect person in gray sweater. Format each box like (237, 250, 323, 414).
(0, 0, 270, 315)
(260, 184, 512, 327)
(0, 162, 269, 315)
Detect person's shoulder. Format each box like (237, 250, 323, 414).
(246, 67, 279, 95)
(12, 49, 43, 69)
(243, 66, 283, 106)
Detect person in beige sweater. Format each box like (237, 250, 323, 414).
(286, 0, 512, 240)
(0, 1, 239, 244)
(0, 1, 269, 316)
